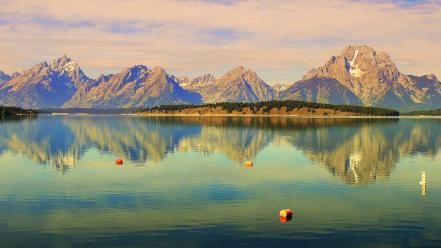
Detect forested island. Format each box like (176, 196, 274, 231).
(0, 106, 37, 117)
(136, 100, 400, 117)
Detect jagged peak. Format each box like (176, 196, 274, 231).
(12, 61, 48, 77)
(344, 44, 375, 51)
(126, 65, 149, 72)
(341, 45, 378, 59)
(340, 45, 393, 62)
(224, 66, 259, 79)
(229, 65, 248, 74)
(50, 55, 81, 73)
(24, 61, 49, 74)
(343, 44, 377, 53)
(148, 66, 168, 81)
(52, 55, 74, 66)
(117, 65, 150, 82)
(193, 74, 215, 83)
(232, 65, 245, 71)
(426, 73, 438, 81)
(117, 65, 169, 83)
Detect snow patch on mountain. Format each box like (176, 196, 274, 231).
(349, 49, 364, 77)
(62, 61, 79, 73)
(273, 83, 292, 92)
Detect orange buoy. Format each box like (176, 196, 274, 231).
(244, 161, 253, 168)
(280, 215, 293, 223)
(115, 159, 123, 165)
(279, 209, 293, 218)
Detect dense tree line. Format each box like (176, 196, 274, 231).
(140, 100, 400, 116)
(0, 106, 37, 117)
(402, 109, 441, 116)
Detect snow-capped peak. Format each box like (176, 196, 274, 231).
(51, 55, 80, 73)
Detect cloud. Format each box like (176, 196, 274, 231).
(0, 17, 10, 26)
(198, 27, 252, 44)
(104, 21, 165, 34)
(30, 16, 96, 29)
(200, 0, 237, 5)
(0, 0, 440, 83)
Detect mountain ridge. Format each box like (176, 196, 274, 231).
(1, 45, 439, 110)
(179, 66, 276, 103)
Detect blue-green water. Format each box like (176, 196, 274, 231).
(0, 116, 440, 247)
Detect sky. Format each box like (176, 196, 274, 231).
(0, 0, 440, 84)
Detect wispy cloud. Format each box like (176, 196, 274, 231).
(200, 0, 237, 5)
(30, 16, 95, 29)
(0, 0, 440, 83)
(198, 27, 252, 44)
(104, 21, 165, 34)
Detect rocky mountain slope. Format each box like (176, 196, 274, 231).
(0, 56, 93, 108)
(0, 56, 202, 108)
(64, 65, 202, 108)
(179, 66, 276, 103)
(0, 71, 11, 85)
(278, 77, 362, 105)
(280, 45, 441, 110)
(178, 74, 216, 92)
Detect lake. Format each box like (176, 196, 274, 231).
(0, 116, 440, 247)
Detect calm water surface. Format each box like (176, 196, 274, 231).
(0, 116, 440, 247)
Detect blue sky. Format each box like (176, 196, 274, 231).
(0, 0, 440, 84)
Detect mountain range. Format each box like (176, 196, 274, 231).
(0, 45, 439, 111)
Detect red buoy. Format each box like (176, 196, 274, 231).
(115, 159, 123, 165)
(279, 209, 294, 223)
(280, 215, 292, 223)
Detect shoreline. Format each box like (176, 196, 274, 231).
(130, 113, 441, 119)
(8, 112, 441, 119)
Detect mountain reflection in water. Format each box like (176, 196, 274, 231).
(0, 116, 440, 185)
